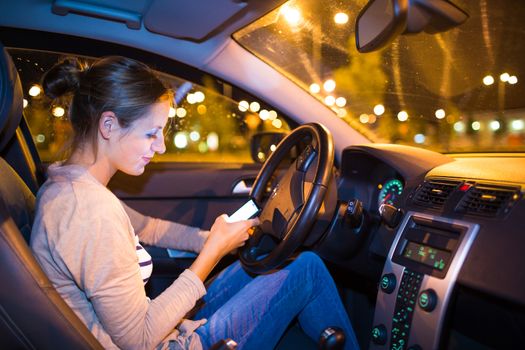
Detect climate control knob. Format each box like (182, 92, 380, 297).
(418, 289, 438, 312)
(371, 324, 387, 345)
(380, 273, 396, 294)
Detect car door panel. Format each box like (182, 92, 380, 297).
(109, 162, 262, 228)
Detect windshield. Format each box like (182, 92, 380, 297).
(234, 0, 525, 153)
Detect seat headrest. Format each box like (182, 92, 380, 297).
(0, 158, 35, 243)
(0, 43, 23, 152)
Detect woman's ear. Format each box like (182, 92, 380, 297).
(99, 111, 117, 140)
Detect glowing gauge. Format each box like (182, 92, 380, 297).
(378, 179, 404, 207)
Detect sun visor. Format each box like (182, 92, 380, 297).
(144, 0, 248, 41)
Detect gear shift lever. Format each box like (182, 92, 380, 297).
(319, 327, 345, 350)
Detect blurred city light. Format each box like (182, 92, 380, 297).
(309, 83, 320, 94)
(334, 12, 349, 24)
(454, 121, 465, 132)
(174, 132, 188, 149)
(29, 84, 41, 97)
(189, 131, 200, 141)
(324, 95, 335, 106)
(435, 109, 446, 119)
(194, 91, 205, 103)
(489, 120, 500, 131)
(359, 113, 369, 123)
(280, 4, 302, 26)
(198, 142, 208, 153)
(250, 101, 261, 113)
(238, 100, 249, 112)
(500, 73, 510, 82)
(272, 119, 283, 128)
(397, 111, 408, 122)
(511, 119, 524, 131)
(335, 97, 347, 107)
(483, 75, 494, 86)
(259, 109, 269, 120)
(187, 93, 197, 104)
(176, 107, 187, 118)
(245, 114, 260, 130)
(207, 132, 219, 151)
(23, 99, 28, 108)
(52, 106, 65, 118)
(323, 79, 336, 92)
(471, 121, 481, 131)
(168, 107, 176, 118)
(414, 134, 425, 144)
(197, 105, 207, 115)
(373, 104, 385, 116)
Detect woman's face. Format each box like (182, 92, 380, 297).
(109, 99, 169, 176)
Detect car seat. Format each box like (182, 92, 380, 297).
(0, 42, 104, 349)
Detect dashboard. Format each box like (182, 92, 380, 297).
(314, 144, 525, 349)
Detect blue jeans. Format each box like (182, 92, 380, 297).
(193, 252, 359, 350)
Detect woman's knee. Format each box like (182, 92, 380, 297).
(292, 251, 327, 275)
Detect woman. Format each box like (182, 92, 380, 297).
(30, 56, 359, 350)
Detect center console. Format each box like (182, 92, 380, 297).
(370, 212, 479, 350)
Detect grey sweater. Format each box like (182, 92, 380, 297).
(30, 163, 209, 350)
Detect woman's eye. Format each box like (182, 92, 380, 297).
(147, 133, 157, 139)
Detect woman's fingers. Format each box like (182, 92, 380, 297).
(207, 214, 261, 255)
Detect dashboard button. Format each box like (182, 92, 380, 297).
(418, 289, 438, 312)
(380, 273, 397, 294)
(371, 324, 387, 345)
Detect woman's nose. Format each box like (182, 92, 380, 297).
(152, 135, 166, 154)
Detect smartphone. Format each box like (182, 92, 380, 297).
(226, 198, 260, 223)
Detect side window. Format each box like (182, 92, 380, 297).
(8, 48, 291, 163)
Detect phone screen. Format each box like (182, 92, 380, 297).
(226, 199, 260, 222)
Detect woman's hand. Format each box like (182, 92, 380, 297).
(189, 214, 259, 281)
(206, 214, 259, 258)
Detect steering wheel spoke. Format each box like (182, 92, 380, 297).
(240, 123, 335, 274)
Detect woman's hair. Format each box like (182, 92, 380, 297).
(42, 56, 171, 154)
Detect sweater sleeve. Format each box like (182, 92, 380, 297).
(61, 198, 206, 350)
(122, 201, 209, 253)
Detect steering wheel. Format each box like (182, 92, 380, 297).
(239, 123, 334, 274)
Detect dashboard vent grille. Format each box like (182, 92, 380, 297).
(413, 180, 460, 208)
(456, 186, 519, 217)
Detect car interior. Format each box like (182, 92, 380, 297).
(1, 0, 525, 349)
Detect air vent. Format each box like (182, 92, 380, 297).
(456, 186, 519, 217)
(413, 180, 461, 208)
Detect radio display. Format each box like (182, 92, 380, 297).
(402, 241, 452, 271)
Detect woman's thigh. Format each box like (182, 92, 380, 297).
(193, 260, 254, 320)
(195, 252, 331, 349)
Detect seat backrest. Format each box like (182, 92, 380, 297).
(0, 43, 104, 349)
(0, 42, 43, 195)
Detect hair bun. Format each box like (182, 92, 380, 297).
(42, 58, 85, 99)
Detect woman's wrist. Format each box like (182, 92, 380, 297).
(189, 245, 223, 281)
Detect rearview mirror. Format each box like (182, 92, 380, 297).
(356, 0, 407, 53)
(356, 0, 468, 53)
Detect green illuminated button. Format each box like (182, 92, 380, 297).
(418, 289, 438, 312)
(371, 324, 387, 345)
(380, 273, 397, 294)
